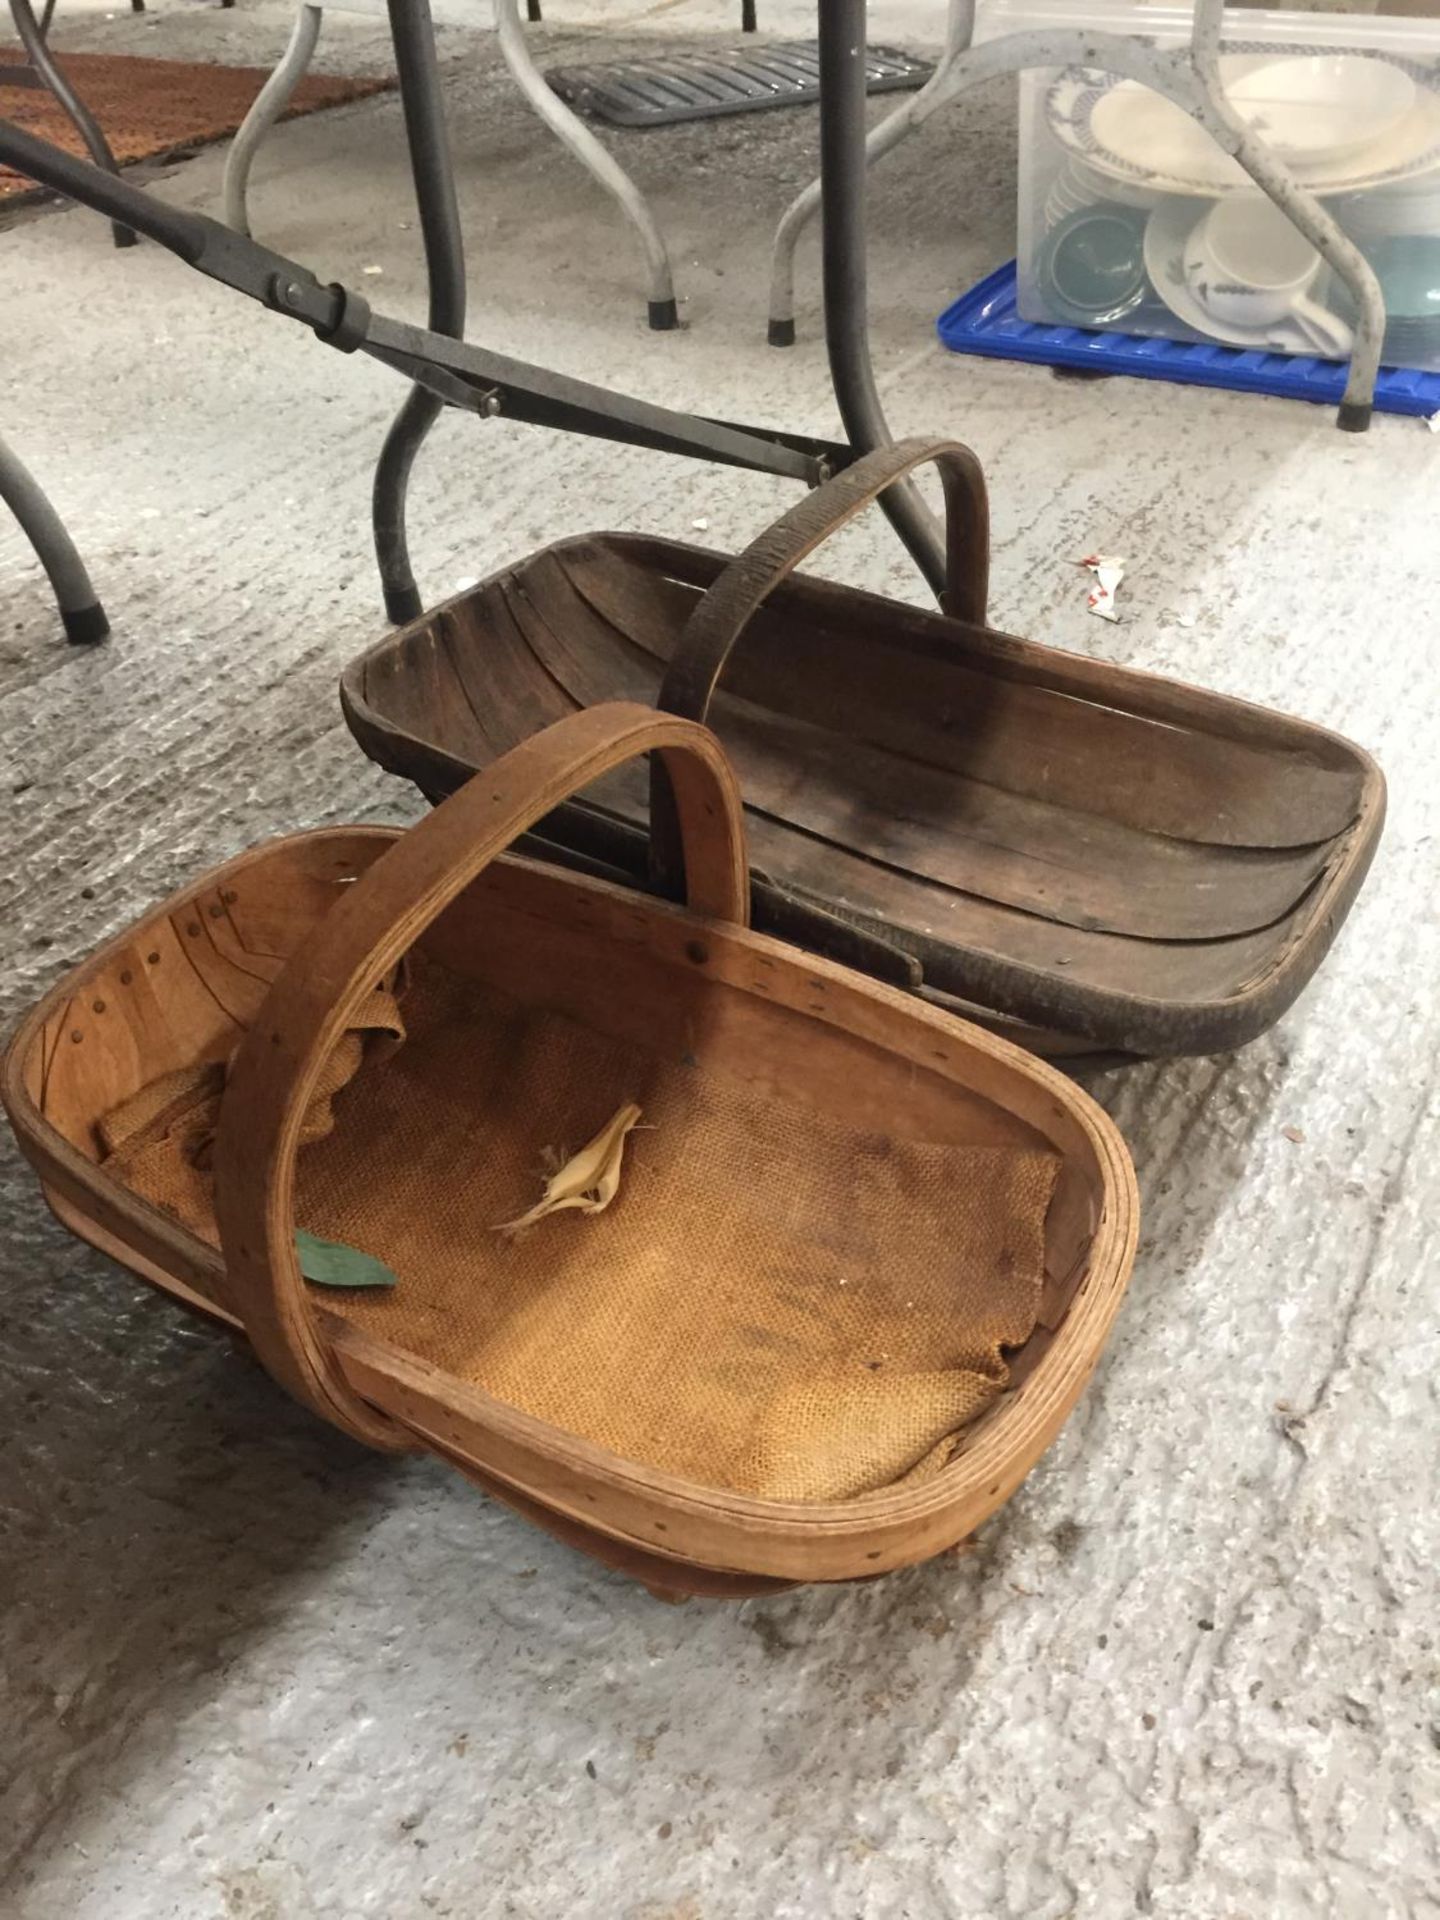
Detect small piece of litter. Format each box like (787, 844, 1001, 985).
(453, 576, 480, 593)
(362, 264, 384, 277)
(1282, 1125, 1305, 1145)
(496, 1102, 644, 1235)
(1427, 410, 1440, 433)
(1076, 553, 1125, 623)
(295, 1228, 399, 1288)
(691, 517, 709, 531)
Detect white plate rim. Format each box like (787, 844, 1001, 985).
(1046, 48, 1440, 199)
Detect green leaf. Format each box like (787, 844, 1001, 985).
(295, 1228, 399, 1290)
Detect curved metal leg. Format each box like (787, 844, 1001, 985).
(373, 0, 468, 624)
(1191, 139, 1382, 432)
(493, 0, 678, 330)
(1187, 0, 1382, 430)
(0, 432, 109, 644)
(768, 0, 968, 346)
(8, 0, 135, 247)
(223, 2, 323, 236)
(819, 0, 946, 599)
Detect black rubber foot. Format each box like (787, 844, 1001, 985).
(384, 582, 424, 625)
(113, 225, 139, 249)
(1337, 400, 1373, 434)
(767, 316, 796, 349)
(648, 297, 679, 332)
(63, 602, 110, 646)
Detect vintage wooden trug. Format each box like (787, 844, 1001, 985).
(342, 437, 1385, 1063)
(3, 707, 1137, 1597)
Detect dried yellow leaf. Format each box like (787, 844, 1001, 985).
(495, 1102, 644, 1237)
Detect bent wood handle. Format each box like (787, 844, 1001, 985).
(648, 438, 989, 897)
(213, 704, 749, 1449)
(657, 435, 990, 727)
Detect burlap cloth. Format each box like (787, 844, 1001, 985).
(104, 955, 1058, 1503)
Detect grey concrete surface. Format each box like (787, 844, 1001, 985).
(2, 5, 1438, 1917)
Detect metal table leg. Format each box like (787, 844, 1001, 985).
(493, 0, 677, 330)
(6, 0, 134, 247)
(818, 0, 945, 599)
(769, 0, 965, 347)
(223, 1, 323, 237)
(0, 431, 109, 643)
(372, 0, 467, 625)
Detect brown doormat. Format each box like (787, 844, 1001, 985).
(0, 47, 394, 197)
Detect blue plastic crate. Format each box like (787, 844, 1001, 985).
(936, 262, 1440, 417)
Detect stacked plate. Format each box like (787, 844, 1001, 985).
(1044, 50, 1439, 202)
(1035, 48, 1440, 364)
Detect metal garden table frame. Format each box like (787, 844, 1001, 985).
(0, 0, 1396, 646)
(0, 0, 949, 626)
(213, 0, 1389, 437)
(362, 0, 949, 620)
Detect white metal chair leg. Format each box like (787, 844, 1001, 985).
(223, 2, 324, 235)
(766, 0, 969, 345)
(493, 0, 678, 329)
(0, 431, 109, 644)
(1187, 0, 1382, 426)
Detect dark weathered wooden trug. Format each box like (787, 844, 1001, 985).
(341, 438, 1385, 1061)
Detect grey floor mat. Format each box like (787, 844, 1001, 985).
(545, 40, 934, 128)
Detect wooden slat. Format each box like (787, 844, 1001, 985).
(502, 551, 1336, 942)
(337, 534, 1382, 1054)
(558, 540, 1365, 850)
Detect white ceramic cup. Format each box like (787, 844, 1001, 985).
(1184, 197, 1353, 355)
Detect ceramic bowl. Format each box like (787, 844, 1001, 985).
(1228, 55, 1415, 167)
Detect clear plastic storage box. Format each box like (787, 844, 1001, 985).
(984, 1, 1440, 369)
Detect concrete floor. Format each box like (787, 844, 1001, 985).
(3, 3, 1439, 1916)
